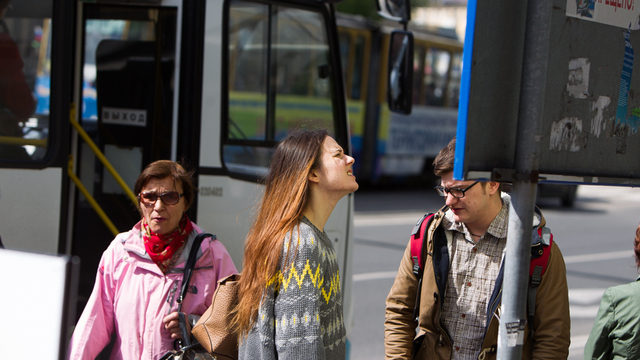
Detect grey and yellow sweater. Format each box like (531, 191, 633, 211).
(239, 216, 347, 360)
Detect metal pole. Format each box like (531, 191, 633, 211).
(497, 0, 553, 358)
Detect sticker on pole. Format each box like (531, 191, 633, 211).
(506, 320, 526, 347)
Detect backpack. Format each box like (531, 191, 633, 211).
(409, 212, 553, 328)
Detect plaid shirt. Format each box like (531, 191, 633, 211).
(440, 198, 509, 360)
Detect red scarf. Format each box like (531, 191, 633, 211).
(142, 213, 193, 273)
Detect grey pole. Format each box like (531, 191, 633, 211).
(497, 0, 553, 358)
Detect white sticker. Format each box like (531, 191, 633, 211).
(550, 117, 583, 152)
(506, 320, 526, 347)
(567, 58, 590, 99)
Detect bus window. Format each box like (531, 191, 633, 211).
(225, 1, 336, 178)
(412, 45, 425, 105)
(424, 47, 450, 107)
(82, 18, 157, 128)
(447, 52, 462, 109)
(228, 2, 268, 142)
(338, 31, 350, 95)
(0, 1, 51, 161)
(273, 7, 333, 135)
(337, 29, 368, 101)
(351, 35, 366, 100)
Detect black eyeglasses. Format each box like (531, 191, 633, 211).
(138, 191, 184, 205)
(434, 181, 479, 199)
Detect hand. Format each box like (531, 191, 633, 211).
(163, 311, 191, 340)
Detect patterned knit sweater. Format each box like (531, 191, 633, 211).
(238, 216, 347, 360)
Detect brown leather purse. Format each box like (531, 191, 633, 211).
(191, 273, 240, 360)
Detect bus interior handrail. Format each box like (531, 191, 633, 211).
(69, 105, 139, 208)
(68, 104, 139, 235)
(0, 135, 47, 147)
(67, 155, 119, 236)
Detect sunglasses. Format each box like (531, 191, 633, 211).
(138, 191, 184, 205)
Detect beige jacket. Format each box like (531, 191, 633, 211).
(384, 206, 570, 360)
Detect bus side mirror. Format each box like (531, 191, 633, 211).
(376, 0, 411, 23)
(387, 30, 413, 115)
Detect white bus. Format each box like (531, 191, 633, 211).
(0, 0, 404, 346)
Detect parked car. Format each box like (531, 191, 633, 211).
(537, 183, 578, 207)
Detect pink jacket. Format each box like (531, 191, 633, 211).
(67, 221, 238, 360)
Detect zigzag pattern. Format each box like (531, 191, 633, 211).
(267, 239, 341, 304)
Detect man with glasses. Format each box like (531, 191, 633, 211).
(384, 137, 570, 360)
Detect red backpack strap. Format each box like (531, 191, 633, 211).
(410, 213, 435, 277)
(527, 226, 553, 331)
(530, 227, 553, 278)
(409, 213, 435, 323)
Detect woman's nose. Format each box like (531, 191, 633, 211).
(153, 199, 164, 211)
(346, 155, 355, 165)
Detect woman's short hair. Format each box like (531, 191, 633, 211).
(134, 160, 195, 212)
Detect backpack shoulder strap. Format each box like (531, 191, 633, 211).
(527, 226, 553, 330)
(530, 227, 552, 277)
(410, 213, 435, 277)
(409, 213, 435, 322)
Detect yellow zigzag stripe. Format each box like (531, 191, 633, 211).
(321, 272, 340, 304)
(266, 261, 341, 304)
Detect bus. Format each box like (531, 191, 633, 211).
(337, 14, 464, 184)
(0, 1, 412, 349)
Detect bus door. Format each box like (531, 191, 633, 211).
(71, 2, 178, 311)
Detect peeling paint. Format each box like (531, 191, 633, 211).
(567, 58, 590, 99)
(590, 96, 611, 138)
(550, 117, 583, 152)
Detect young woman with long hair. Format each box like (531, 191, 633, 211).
(233, 129, 358, 360)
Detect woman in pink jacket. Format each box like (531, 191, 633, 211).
(67, 160, 237, 360)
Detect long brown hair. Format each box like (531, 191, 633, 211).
(232, 129, 328, 338)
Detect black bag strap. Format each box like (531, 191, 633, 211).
(175, 232, 214, 349)
(177, 232, 214, 310)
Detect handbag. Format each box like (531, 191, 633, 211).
(161, 233, 216, 360)
(191, 273, 240, 360)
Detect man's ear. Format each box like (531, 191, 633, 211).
(487, 181, 500, 195)
(308, 169, 320, 184)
